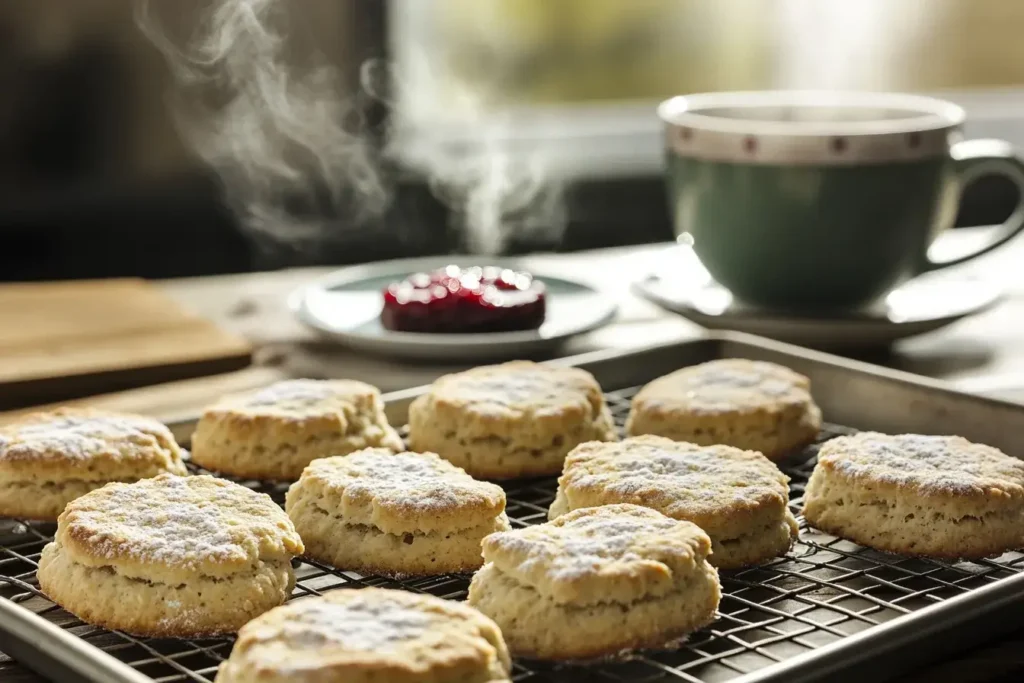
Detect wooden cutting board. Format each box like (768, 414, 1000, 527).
(0, 278, 252, 409)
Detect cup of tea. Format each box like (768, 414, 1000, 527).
(658, 91, 1024, 311)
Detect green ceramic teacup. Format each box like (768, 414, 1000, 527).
(658, 91, 1024, 311)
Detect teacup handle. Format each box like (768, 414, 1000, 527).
(920, 138, 1024, 272)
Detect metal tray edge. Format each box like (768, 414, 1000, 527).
(164, 330, 1024, 439)
(0, 597, 151, 683)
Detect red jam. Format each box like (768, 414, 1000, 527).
(381, 265, 546, 333)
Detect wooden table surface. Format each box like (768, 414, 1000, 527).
(3, 233, 1024, 682)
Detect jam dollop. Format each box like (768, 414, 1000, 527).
(381, 265, 546, 333)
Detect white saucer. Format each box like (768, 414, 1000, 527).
(289, 256, 617, 361)
(633, 247, 1003, 348)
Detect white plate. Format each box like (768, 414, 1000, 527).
(633, 247, 1003, 348)
(956, 375, 1024, 405)
(289, 256, 617, 361)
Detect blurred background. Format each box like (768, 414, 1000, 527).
(2, 0, 1024, 281)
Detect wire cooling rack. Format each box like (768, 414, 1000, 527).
(1, 386, 1024, 683)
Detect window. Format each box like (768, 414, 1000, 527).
(390, 0, 1024, 178)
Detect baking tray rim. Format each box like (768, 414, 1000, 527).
(161, 330, 1024, 436)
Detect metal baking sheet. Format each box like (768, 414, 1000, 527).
(1, 330, 1023, 683)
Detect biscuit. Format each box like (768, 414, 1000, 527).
(215, 587, 511, 683)
(626, 359, 821, 460)
(803, 432, 1024, 559)
(468, 504, 720, 660)
(550, 435, 798, 568)
(286, 449, 510, 575)
(37, 473, 304, 637)
(407, 361, 617, 479)
(0, 408, 187, 521)
(191, 379, 403, 481)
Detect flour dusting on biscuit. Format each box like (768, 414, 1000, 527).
(0, 408, 187, 521)
(469, 504, 720, 660)
(804, 432, 1024, 559)
(286, 449, 509, 575)
(215, 588, 511, 682)
(191, 379, 403, 481)
(408, 361, 617, 479)
(551, 435, 798, 568)
(37, 474, 302, 637)
(626, 359, 821, 460)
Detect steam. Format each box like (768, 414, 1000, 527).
(136, 0, 564, 255)
(136, 0, 387, 249)
(445, 143, 564, 255)
(408, 88, 566, 254)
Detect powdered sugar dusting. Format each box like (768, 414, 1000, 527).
(437, 362, 594, 417)
(638, 359, 810, 413)
(314, 451, 500, 512)
(486, 505, 703, 583)
(258, 594, 431, 653)
(453, 373, 559, 404)
(236, 379, 368, 411)
(65, 474, 297, 569)
(824, 432, 1024, 495)
(566, 439, 786, 510)
(0, 411, 172, 462)
(232, 590, 497, 676)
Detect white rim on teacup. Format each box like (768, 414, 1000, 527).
(658, 91, 966, 164)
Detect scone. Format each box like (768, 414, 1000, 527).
(0, 408, 187, 521)
(468, 504, 720, 660)
(286, 449, 510, 575)
(626, 359, 821, 460)
(803, 432, 1024, 559)
(550, 435, 798, 568)
(407, 361, 617, 479)
(37, 474, 304, 637)
(215, 587, 511, 683)
(190, 379, 403, 481)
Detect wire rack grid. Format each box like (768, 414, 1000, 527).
(1, 386, 1024, 683)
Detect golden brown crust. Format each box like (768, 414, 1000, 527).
(215, 588, 512, 683)
(407, 361, 617, 479)
(191, 379, 403, 481)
